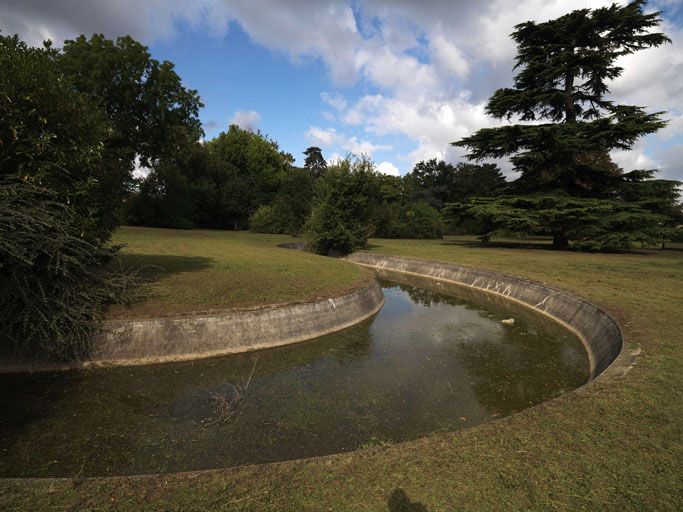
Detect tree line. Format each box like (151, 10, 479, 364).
(125, 135, 508, 249)
(126, 1, 682, 253)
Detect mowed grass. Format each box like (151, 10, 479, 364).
(1, 235, 682, 511)
(106, 226, 370, 318)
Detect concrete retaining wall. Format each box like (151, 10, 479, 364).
(93, 279, 384, 366)
(346, 252, 626, 380)
(2, 279, 384, 372)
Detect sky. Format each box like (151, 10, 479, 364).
(1, 0, 682, 180)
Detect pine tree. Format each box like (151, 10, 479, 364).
(303, 146, 328, 177)
(452, 0, 679, 250)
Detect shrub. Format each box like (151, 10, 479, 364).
(0, 180, 140, 360)
(304, 203, 367, 255)
(248, 205, 281, 233)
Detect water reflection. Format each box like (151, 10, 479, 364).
(0, 276, 588, 477)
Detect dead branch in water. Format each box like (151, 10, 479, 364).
(205, 356, 258, 425)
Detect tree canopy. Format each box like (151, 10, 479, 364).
(452, 0, 679, 250)
(0, 35, 141, 359)
(303, 146, 327, 176)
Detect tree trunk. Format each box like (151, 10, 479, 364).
(552, 233, 569, 250)
(564, 68, 576, 123)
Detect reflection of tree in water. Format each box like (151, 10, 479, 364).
(323, 316, 374, 364)
(380, 279, 469, 309)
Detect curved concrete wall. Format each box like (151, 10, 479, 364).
(92, 279, 384, 366)
(2, 280, 384, 372)
(346, 252, 626, 380)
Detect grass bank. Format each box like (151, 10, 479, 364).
(1, 235, 681, 511)
(107, 227, 370, 318)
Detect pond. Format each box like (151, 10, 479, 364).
(0, 272, 589, 477)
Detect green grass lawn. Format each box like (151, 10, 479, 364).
(1, 232, 681, 511)
(107, 226, 370, 318)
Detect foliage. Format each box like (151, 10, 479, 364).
(303, 146, 327, 176)
(407, 159, 507, 209)
(248, 205, 279, 234)
(0, 35, 110, 242)
(304, 156, 380, 254)
(249, 167, 316, 235)
(447, 194, 669, 251)
(305, 202, 366, 255)
(60, 34, 203, 165)
(53, 34, 201, 238)
(451, 1, 677, 250)
(0, 180, 140, 360)
(203, 125, 292, 229)
(380, 201, 445, 240)
(127, 164, 194, 229)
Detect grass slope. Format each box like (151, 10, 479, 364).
(107, 227, 369, 318)
(1, 236, 681, 511)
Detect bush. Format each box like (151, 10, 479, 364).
(304, 203, 367, 255)
(248, 205, 281, 233)
(390, 202, 444, 239)
(0, 180, 140, 360)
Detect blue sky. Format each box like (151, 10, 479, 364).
(2, 0, 682, 179)
(148, 20, 415, 169)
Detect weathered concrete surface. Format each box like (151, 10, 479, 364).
(1, 279, 384, 372)
(346, 252, 626, 380)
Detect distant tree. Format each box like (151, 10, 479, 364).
(303, 146, 327, 176)
(452, 1, 677, 250)
(305, 156, 380, 254)
(204, 125, 291, 229)
(408, 159, 507, 209)
(249, 167, 316, 235)
(127, 163, 194, 229)
(407, 159, 458, 209)
(59, 34, 203, 237)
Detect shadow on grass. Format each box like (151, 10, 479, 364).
(113, 253, 214, 281)
(388, 488, 428, 512)
(440, 237, 556, 251)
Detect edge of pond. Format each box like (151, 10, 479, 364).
(345, 251, 633, 382)
(0, 248, 635, 485)
(0, 277, 385, 374)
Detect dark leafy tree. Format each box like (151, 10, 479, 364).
(407, 159, 507, 209)
(452, 1, 677, 250)
(204, 125, 292, 229)
(59, 34, 203, 237)
(0, 35, 109, 242)
(305, 156, 381, 254)
(127, 164, 194, 229)
(303, 146, 327, 176)
(249, 167, 316, 235)
(0, 179, 141, 360)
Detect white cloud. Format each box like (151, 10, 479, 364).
(304, 126, 391, 155)
(430, 34, 470, 78)
(229, 110, 261, 130)
(305, 126, 339, 147)
(321, 92, 347, 111)
(3, 0, 682, 181)
(377, 161, 400, 176)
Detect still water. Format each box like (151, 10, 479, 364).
(0, 274, 589, 477)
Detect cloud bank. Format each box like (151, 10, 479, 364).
(2, 0, 681, 179)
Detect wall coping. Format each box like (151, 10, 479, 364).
(346, 251, 630, 381)
(0, 278, 384, 373)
